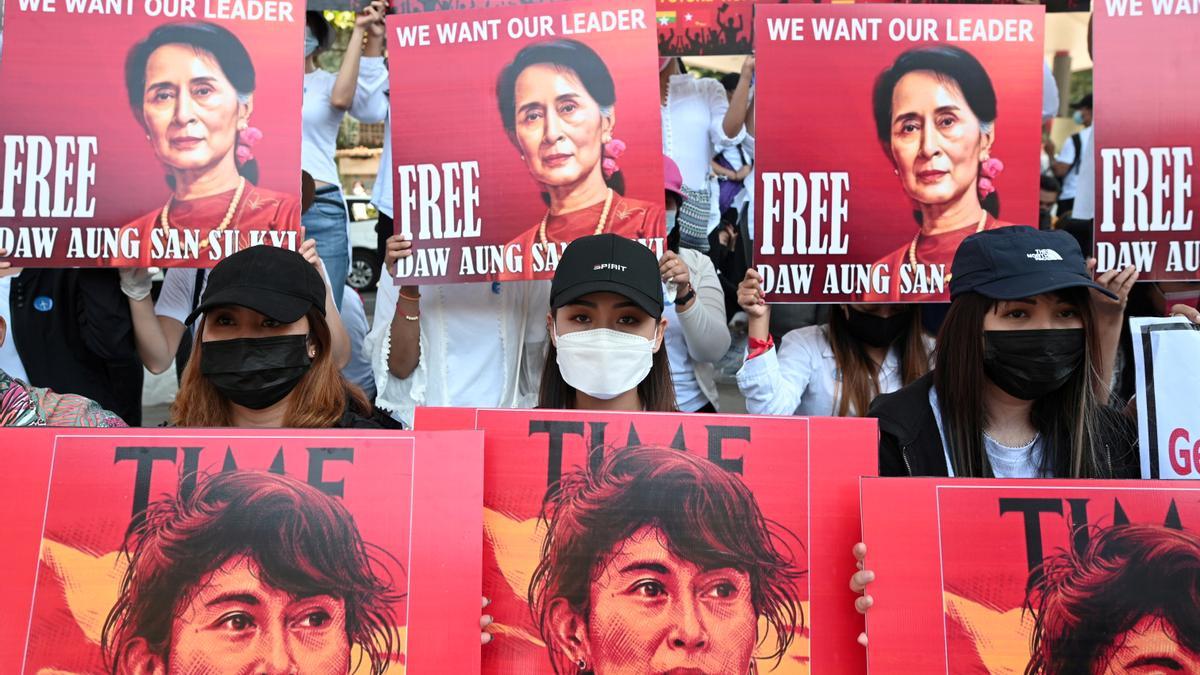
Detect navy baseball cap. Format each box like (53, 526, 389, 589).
(185, 245, 326, 325)
(949, 227, 1117, 301)
(551, 234, 664, 319)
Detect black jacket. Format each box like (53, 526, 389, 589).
(9, 269, 143, 425)
(868, 373, 1139, 478)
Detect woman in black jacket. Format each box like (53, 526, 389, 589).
(852, 226, 1140, 645)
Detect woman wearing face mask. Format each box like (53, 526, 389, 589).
(863, 45, 1017, 302)
(735, 271, 931, 416)
(170, 245, 398, 429)
(540, 234, 675, 412)
(303, 6, 388, 309)
(850, 227, 1139, 644)
(660, 156, 730, 412)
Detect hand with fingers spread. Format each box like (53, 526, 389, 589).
(481, 596, 494, 646)
(850, 542, 875, 648)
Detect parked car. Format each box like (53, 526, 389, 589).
(345, 195, 381, 291)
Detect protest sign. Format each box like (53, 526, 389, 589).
(385, 0, 665, 284)
(754, 4, 1042, 302)
(861, 477, 1200, 673)
(1, 429, 483, 673)
(416, 407, 877, 674)
(1094, 2, 1200, 279)
(656, 0, 761, 56)
(1132, 316, 1200, 479)
(0, 1, 302, 267)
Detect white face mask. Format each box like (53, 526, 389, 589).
(554, 327, 657, 401)
(665, 209, 678, 235)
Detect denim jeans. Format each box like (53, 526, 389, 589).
(304, 185, 349, 311)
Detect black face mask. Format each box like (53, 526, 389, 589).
(200, 335, 313, 410)
(845, 307, 911, 349)
(983, 329, 1085, 401)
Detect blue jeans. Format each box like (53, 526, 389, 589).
(304, 185, 349, 312)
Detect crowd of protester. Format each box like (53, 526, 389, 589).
(1, 6, 1199, 657)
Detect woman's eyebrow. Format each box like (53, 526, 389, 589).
(618, 561, 670, 575)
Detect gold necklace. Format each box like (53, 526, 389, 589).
(908, 210, 987, 282)
(160, 176, 246, 250)
(539, 188, 613, 245)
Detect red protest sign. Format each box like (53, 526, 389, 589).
(385, 0, 665, 284)
(656, 0, 763, 56)
(1094, 4, 1200, 279)
(416, 407, 877, 674)
(0, 429, 483, 674)
(754, 4, 1042, 302)
(0, 2, 303, 267)
(861, 478, 1200, 673)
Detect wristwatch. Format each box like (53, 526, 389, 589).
(674, 286, 696, 307)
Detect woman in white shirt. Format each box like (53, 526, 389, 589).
(660, 56, 753, 250)
(736, 269, 932, 417)
(367, 238, 550, 427)
(303, 6, 388, 310)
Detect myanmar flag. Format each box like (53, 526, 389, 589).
(656, 10, 676, 25)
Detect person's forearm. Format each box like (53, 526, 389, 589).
(745, 95, 755, 137)
(723, 78, 752, 139)
(1051, 161, 1071, 178)
(330, 27, 367, 110)
(129, 298, 175, 374)
(748, 311, 770, 341)
(387, 294, 422, 379)
(323, 283, 352, 369)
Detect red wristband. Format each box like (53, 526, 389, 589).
(747, 335, 774, 360)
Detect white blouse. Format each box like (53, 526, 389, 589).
(661, 74, 746, 231)
(737, 324, 933, 417)
(366, 279, 550, 426)
(302, 56, 389, 186)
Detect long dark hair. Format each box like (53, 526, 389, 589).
(538, 320, 676, 413)
(124, 22, 259, 184)
(495, 39, 625, 196)
(933, 288, 1106, 478)
(828, 306, 929, 417)
(872, 44, 999, 218)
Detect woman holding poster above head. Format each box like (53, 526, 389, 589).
(661, 56, 753, 251)
(531, 445, 803, 675)
(303, 5, 388, 309)
(863, 45, 1021, 302)
(540, 233, 675, 413)
(497, 39, 663, 280)
(736, 267, 931, 417)
(119, 22, 301, 267)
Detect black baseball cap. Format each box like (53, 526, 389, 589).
(185, 245, 326, 325)
(551, 234, 664, 319)
(949, 227, 1117, 301)
(1071, 93, 1093, 109)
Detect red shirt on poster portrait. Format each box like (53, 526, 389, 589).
(860, 214, 1022, 302)
(502, 192, 663, 281)
(118, 183, 301, 266)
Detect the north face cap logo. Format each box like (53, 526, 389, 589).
(1026, 249, 1064, 262)
(594, 263, 627, 272)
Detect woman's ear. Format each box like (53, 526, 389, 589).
(306, 334, 319, 359)
(547, 598, 591, 668)
(601, 108, 616, 142)
(980, 125, 995, 160)
(239, 94, 255, 125)
(653, 317, 668, 352)
(122, 638, 167, 675)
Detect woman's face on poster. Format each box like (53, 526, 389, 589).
(576, 525, 758, 675)
(141, 44, 247, 176)
(888, 71, 993, 208)
(512, 64, 612, 193)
